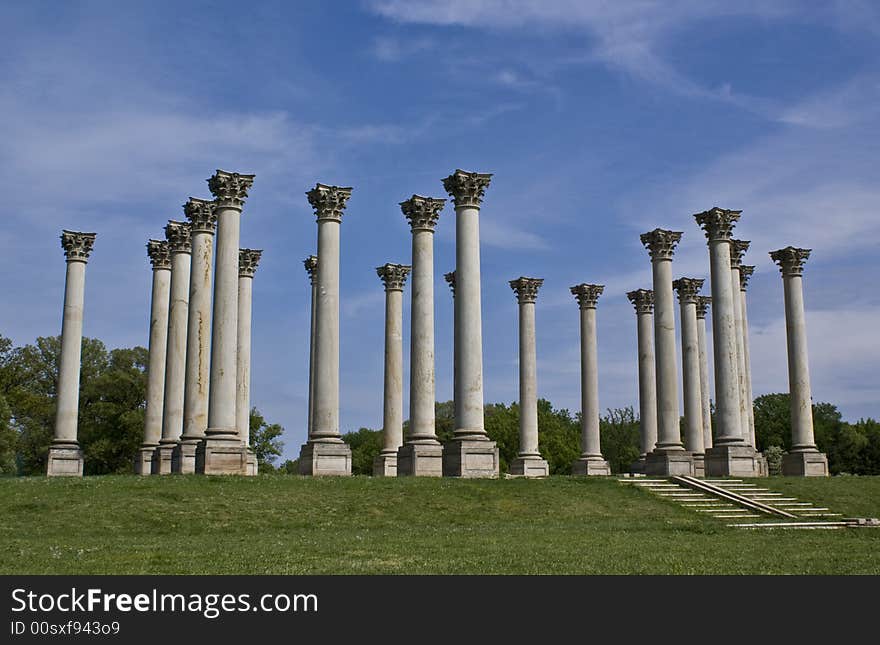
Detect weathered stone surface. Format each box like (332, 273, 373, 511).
(373, 454, 397, 477)
(196, 438, 248, 475)
(781, 451, 828, 477)
(298, 442, 352, 477)
(443, 439, 499, 478)
(644, 450, 694, 476)
(397, 443, 444, 477)
(673, 277, 705, 459)
(509, 455, 550, 477)
(571, 457, 612, 476)
(236, 249, 262, 476)
(47, 445, 84, 477)
(511, 277, 545, 477)
(704, 444, 761, 477)
(627, 289, 657, 461)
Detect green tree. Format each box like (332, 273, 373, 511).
(249, 408, 285, 473)
(537, 400, 580, 475)
(342, 427, 382, 475)
(600, 407, 641, 474)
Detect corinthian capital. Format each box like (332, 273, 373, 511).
(184, 197, 217, 234)
(147, 239, 171, 270)
(164, 220, 192, 253)
(442, 169, 493, 209)
(571, 283, 604, 309)
(770, 246, 811, 277)
(400, 194, 446, 232)
(239, 249, 263, 278)
(694, 207, 742, 242)
(640, 229, 683, 261)
(739, 265, 755, 291)
(444, 271, 456, 296)
(696, 295, 712, 319)
(672, 277, 704, 304)
(303, 255, 318, 285)
(306, 183, 352, 222)
(626, 288, 654, 315)
(510, 277, 543, 304)
(730, 239, 751, 269)
(208, 169, 255, 210)
(376, 263, 411, 292)
(60, 230, 96, 263)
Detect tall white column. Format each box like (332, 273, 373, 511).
(174, 197, 216, 474)
(674, 277, 706, 476)
(626, 289, 657, 470)
(154, 221, 191, 475)
(304, 255, 318, 440)
(374, 263, 410, 476)
(640, 229, 692, 476)
(738, 266, 757, 449)
(696, 208, 759, 477)
(198, 169, 255, 475)
(696, 296, 713, 451)
(570, 283, 611, 476)
(441, 169, 499, 477)
(770, 247, 829, 476)
(47, 230, 95, 477)
(509, 277, 549, 477)
(237, 248, 262, 476)
(135, 240, 171, 475)
(444, 271, 460, 428)
(730, 239, 752, 446)
(298, 183, 352, 476)
(398, 194, 445, 477)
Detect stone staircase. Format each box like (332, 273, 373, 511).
(620, 475, 880, 530)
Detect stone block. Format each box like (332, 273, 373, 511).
(571, 457, 612, 476)
(151, 444, 175, 475)
(171, 441, 198, 474)
(509, 455, 550, 478)
(692, 454, 706, 478)
(629, 457, 646, 474)
(372, 453, 398, 477)
(782, 451, 829, 477)
(644, 450, 694, 476)
(196, 437, 249, 475)
(133, 447, 155, 475)
(704, 443, 760, 477)
(298, 442, 352, 476)
(443, 439, 499, 478)
(245, 449, 257, 476)
(397, 443, 444, 477)
(47, 445, 83, 477)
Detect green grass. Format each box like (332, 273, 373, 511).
(1, 475, 878, 574)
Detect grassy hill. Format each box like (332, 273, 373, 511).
(1, 475, 878, 574)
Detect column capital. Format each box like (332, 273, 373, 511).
(510, 277, 544, 304)
(571, 283, 604, 309)
(207, 169, 255, 211)
(239, 248, 263, 278)
(184, 197, 217, 234)
(730, 239, 750, 269)
(442, 169, 493, 209)
(739, 265, 755, 291)
(672, 277, 705, 304)
(400, 194, 446, 232)
(376, 263, 411, 292)
(444, 271, 456, 296)
(626, 288, 654, 314)
(696, 295, 712, 319)
(60, 230, 96, 263)
(694, 206, 742, 242)
(303, 255, 318, 285)
(146, 239, 171, 270)
(306, 183, 352, 222)
(640, 228, 683, 261)
(164, 220, 192, 253)
(770, 246, 811, 277)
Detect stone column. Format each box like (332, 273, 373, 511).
(135, 240, 171, 475)
(570, 284, 612, 476)
(374, 263, 411, 476)
(197, 170, 255, 475)
(739, 266, 757, 449)
(174, 197, 216, 474)
(47, 230, 95, 477)
(444, 271, 459, 428)
(640, 229, 692, 476)
(509, 277, 550, 477)
(304, 255, 318, 441)
(695, 208, 758, 477)
(441, 169, 499, 477)
(398, 195, 445, 477)
(237, 248, 262, 476)
(626, 289, 657, 473)
(770, 247, 829, 476)
(730, 239, 752, 446)
(696, 296, 713, 451)
(298, 183, 353, 476)
(154, 221, 191, 475)
(673, 278, 706, 476)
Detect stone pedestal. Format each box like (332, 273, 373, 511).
(152, 444, 175, 475)
(171, 443, 198, 474)
(443, 439, 499, 478)
(298, 442, 352, 476)
(645, 450, 694, 476)
(782, 451, 828, 477)
(571, 457, 611, 476)
(47, 445, 84, 477)
(373, 454, 397, 477)
(692, 454, 706, 478)
(134, 447, 155, 476)
(246, 449, 258, 476)
(196, 438, 248, 475)
(705, 444, 760, 477)
(397, 444, 443, 477)
(509, 456, 549, 477)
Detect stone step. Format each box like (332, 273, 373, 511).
(790, 508, 830, 512)
(717, 514, 761, 519)
(729, 521, 850, 530)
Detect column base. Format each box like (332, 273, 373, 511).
(644, 450, 694, 476)
(397, 443, 444, 477)
(372, 452, 398, 477)
(245, 448, 258, 476)
(692, 454, 706, 478)
(151, 444, 175, 475)
(630, 457, 646, 474)
(509, 455, 550, 477)
(195, 435, 248, 475)
(571, 456, 612, 476)
(47, 444, 83, 477)
(704, 444, 760, 477)
(133, 446, 156, 475)
(297, 442, 352, 476)
(782, 451, 829, 477)
(171, 441, 199, 474)
(442, 439, 499, 478)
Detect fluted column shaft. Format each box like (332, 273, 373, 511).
(637, 307, 657, 456)
(739, 273, 756, 448)
(650, 256, 682, 450)
(160, 242, 191, 445)
(377, 265, 409, 458)
(236, 250, 262, 446)
(696, 299, 713, 450)
(579, 304, 602, 457)
(312, 218, 341, 441)
(409, 228, 438, 443)
(518, 299, 539, 455)
(304, 256, 318, 439)
(730, 264, 750, 445)
(675, 280, 705, 456)
(54, 259, 88, 445)
(143, 248, 171, 450)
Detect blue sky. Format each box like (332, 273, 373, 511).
(2, 1, 879, 460)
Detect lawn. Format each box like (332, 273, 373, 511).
(1, 475, 878, 574)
